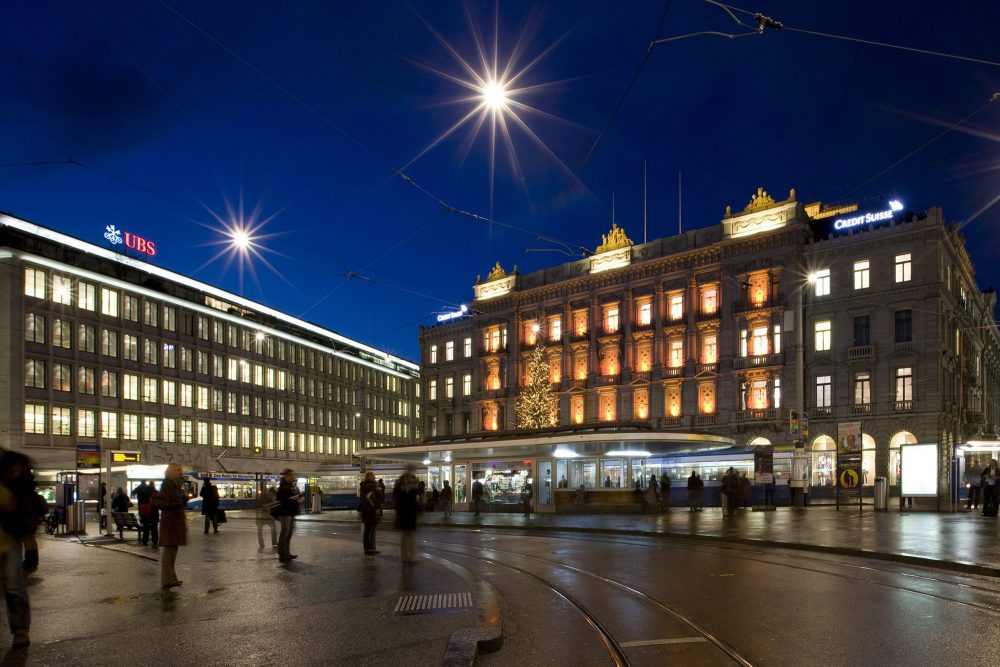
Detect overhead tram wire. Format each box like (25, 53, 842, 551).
(154, 0, 582, 259)
(515, 0, 675, 263)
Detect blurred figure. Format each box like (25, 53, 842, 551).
(275, 469, 301, 562)
(0, 448, 37, 648)
(983, 460, 998, 518)
(376, 479, 386, 517)
(472, 476, 485, 517)
(645, 475, 659, 513)
(660, 473, 671, 512)
(110, 487, 131, 513)
(153, 463, 187, 589)
(200, 477, 220, 534)
(358, 472, 382, 555)
(256, 486, 278, 549)
(520, 481, 532, 517)
(440, 480, 454, 517)
(393, 464, 420, 564)
(135, 480, 158, 547)
(99, 482, 107, 530)
(739, 472, 752, 509)
(687, 471, 703, 511)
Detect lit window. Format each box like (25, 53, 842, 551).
(573, 311, 588, 336)
(699, 383, 715, 414)
(669, 340, 684, 368)
(814, 321, 831, 351)
(24, 404, 45, 434)
(430, 345, 438, 364)
(895, 367, 913, 401)
(78, 409, 96, 437)
(52, 363, 71, 391)
(773, 325, 782, 354)
(550, 319, 562, 341)
(123, 373, 139, 400)
(53, 319, 71, 348)
(78, 367, 96, 395)
(816, 375, 832, 407)
(751, 327, 769, 356)
(53, 275, 72, 304)
(464, 337, 472, 357)
(853, 260, 870, 290)
(143, 301, 158, 327)
(773, 377, 781, 409)
(701, 287, 718, 315)
(24, 268, 45, 299)
(604, 306, 619, 333)
(445, 376, 454, 399)
(445, 341, 454, 361)
(895, 254, 912, 283)
(101, 411, 118, 439)
(701, 334, 717, 364)
(25, 313, 45, 344)
(101, 370, 118, 398)
(669, 294, 683, 321)
(813, 268, 830, 297)
(162, 418, 176, 443)
(78, 282, 96, 311)
(124, 295, 139, 321)
(52, 406, 71, 436)
(25, 360, 45, 389)
(429, 379, 437, 401)
(638, 301, 651, 326)
(123, 414, 139, 441)
(101, 288, 119, 317)
(144, 416, 159, 442)
(463, 373, 472, 396)
(853, 372, 871, 404)
(750, 379, 768, 409)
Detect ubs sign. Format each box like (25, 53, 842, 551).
(103, 224, 157, 257)
(832, 200, 904, 233)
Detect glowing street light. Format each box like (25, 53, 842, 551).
(481, 80, 508, 111)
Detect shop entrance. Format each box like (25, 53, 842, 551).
(471, 461, 532, 513)
(536, 459, 554, 513)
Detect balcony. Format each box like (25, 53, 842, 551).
(661, 416, 683, 428)
(847, 345, 874, 360)
(732, 295, 783, 314)
(695, 414, 717, 426)
(811, 406, 833, 417)
(894, 401, 917, 413)
(595, 375, 619, 387)
(632, 319, 654, 332)
(696, 362, 718, 375)
(570, 330, 589, 342)
(632, 370, 651, 382)
(662, 366, 684, 378)
(894, 341, 913, 353)
(477, 389, 506, 401)
(733, 352, 784, 369)
(481, 345, 506, 356)
(734, 408, 779, 422)
(696, 309, 720, 322)
(850, 403, 873, 416)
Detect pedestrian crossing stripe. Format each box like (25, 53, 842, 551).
(394, 592, 473, 612)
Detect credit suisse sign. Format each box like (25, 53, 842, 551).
(832, 200, 903, 233)
(103, 224, 157, 257)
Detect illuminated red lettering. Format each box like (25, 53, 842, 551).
(121, 231, 156, 256)
(145, 241, 156, 256)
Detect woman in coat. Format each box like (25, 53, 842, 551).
(153, 463, 188, 589)
(357, 472, 382, 555)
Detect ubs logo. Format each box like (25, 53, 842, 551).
(103, 224, 157, 257)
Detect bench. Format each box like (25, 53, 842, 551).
(111, 512, 141, 540)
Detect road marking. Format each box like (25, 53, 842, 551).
(620, 637, 709, 648)
(394, 592, 473, 613)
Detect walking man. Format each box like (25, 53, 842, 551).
(135, 480, 158, 547)
(520, 481, 532, 517)
(660, 473, 671, 512)
(153, 462, 187, 589)
(275, 469, 301, 562)
(440, 479, 454, 517)
(256, 486, 278, 549)
(200, 477, 220, 534)
(358, 472, 382, 555)
(472, 476, 485, 517)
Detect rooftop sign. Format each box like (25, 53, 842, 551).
(832, 200, 903, 233)
(437, 305, 469, 322)
(104, 224, 157, 257)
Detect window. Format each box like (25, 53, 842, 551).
(124, 295, 139, 321)
(853, 371, 872, 404)
(101, 288, 119, 317)
(198, 386, 209, 410)
(78, 367, 96, 395)
(445, 376, 454, 399)
(749, 379, 769, 409)
(604, 305, 619, 333)
(143, 416, 158, 442)
(701, 287, 718, 315)
(162, 418, 176, 443)
(143, 339, 158, 365)
(463, 373, 472, 396)
(181, 384, 193, 408)
(813, 268, 831, 297)
(773, 325, 782, 354)
(162, 380, 176, 405)
(740, 329, 748, 357)
(143, 377, 158, 402)
(430, 345, 438, 364)
(895, 253, 912, 283)
(123, 373, 139, 400)
(895, 367, 913, 401)
(773, 376, 782, 409)
(181, 420, 193, 444)
(52, 363, 72, 392)
(638, 301, 652, 326)
(78, 282, 96, 311)
(853, 316, 870, 346)
(816, 375, 832, 407)
(464, 337, 472, 357)
(24, 268, 45, 298)
(25, 313, 45, 344)
(814, 321, 831, 351)
(702, 334, 718, 364)
(53, 318, 71, 348)
(78, 409, 95, 437)
(751, 327, 769, 356)
(669, 294, 684, 320)
(101, 411, 118, 439)
(101, 329, 118, 357)
(143, 301, 158, 327)
(429, 379, 437, 401)
(162, 306, 176, 331)
(123, 414, 139, 441)
(101, 370, 118, 398)
(550, 319, 561, 341)
(669, 340, 684, 368)
(78, 324, 95, 353)
(25, 360, 45, 388)
(445, 341, 455, 361)
(162, 343, 176, 369)
(894, 310, 912, 343)
(853, 260, 870, 290)
(24, 404, 45, 434)
(124, 334, 138, 361)
(52, 406, 71, 436)
(197, 316, 210, 339)
(53, 275, 72, 304)
(182, 348, 193, 372)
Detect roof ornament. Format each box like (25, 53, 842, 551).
(595, 223, 633, 254)
(745, 187, 776, 212)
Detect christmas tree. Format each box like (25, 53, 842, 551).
(516, 345, 558, 429)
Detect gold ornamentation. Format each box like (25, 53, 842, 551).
(595, 223, 633, 254)
(744, 187, 776, 212)
(486, 262, 507, 281)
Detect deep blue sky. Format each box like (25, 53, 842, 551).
(2, 1, 998, 360)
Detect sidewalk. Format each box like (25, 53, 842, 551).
(295, 505, 1000, 578)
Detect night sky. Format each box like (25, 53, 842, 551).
(2, 1, 998, 360)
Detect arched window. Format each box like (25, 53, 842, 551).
(748, 436, 771, 446)
(888, 431, 917, 485)
(811, 435, 835, 487)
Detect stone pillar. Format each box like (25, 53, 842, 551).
(623, 290, 634, 374)
(653, 284, 664, 368)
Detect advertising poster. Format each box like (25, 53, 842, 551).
(837, 421, 862, 453)
(836, 422, 863, 510)
(754, 446, 774, 484)
(76, 443, 100, 470)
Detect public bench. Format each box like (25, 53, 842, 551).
(111, 512, 141, 539)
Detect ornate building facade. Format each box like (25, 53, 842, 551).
(419, 189, 1000, 506)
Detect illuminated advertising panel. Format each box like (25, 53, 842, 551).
(900, 443, 938, 497)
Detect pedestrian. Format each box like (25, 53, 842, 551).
(200, 477, 220, 534)
(520, 481, 532, 517)
(722, 467, 740, 517)
(153, 462, 187, 589)
(558, 475, 568, 489)
(110, 486, 131, 513)
(472, 476, 485, 516)
(604, 475, 613, 488)
(966, 469, 981, 510)
(687, 471, 700, 511)
(440, 480, 454, 517)
(99, 482, 107, 530)
(0, 448, 37, 648)
(764, 477, 776, 507)
(982, 460, 998, 518)
(274, 469, 302, 562)
(134, 480, 158, 547)
(256, 486, 278, 549)
(739, 472, 752, 509)
(357, 472, 382, 555)
(394, 464, 421, 564)
(376, 478, 386, 517)
(23, 489, 47, 572)
(645, 475, 659, 513)
(660, 473, 671, 512)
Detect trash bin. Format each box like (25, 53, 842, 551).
(874, 476, 888, 511)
